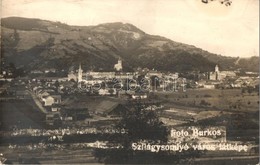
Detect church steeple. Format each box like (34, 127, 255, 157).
(114, 58, 122, 71)
(215, 64, 219, 80)
(215, 65, 219, 73)
(78, 63, 83, 83)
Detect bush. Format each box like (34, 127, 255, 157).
(200, 100, 211, 106)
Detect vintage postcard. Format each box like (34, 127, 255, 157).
(0, 0, 259, 164)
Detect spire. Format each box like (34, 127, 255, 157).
(78, 63, 83, 82)
(215, 65, 219, 72)
(114, 58, 122, 71)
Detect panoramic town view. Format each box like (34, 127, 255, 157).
(0, 0, 259, 164)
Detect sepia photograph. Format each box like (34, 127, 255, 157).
(0, 0, 259, 164)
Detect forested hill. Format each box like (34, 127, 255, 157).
(1, 17, 259, 72)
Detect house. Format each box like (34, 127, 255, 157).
(34, 87, 44, 94)
(84, 80, 103, 85)
(44, 68, 56, 73)
(38, 90, 50, 100)
(42, 95, 61, 106)
(30, 70, 44, 74)
(209, 65, 236, 80)
(196, 80, 207, 88)
(245, 72, 259, 77)
(114, 59, 123, 71)
(203, 83, 215, 89)
(164, 73, 179, 80)
(51, 105, 61, 112)
(233, 77, 259, 88)
(147, 69, 163, 78)
(42, 96, 54, 106)
(98, 88, 116, 96)
(132, 93, 148, 99)
(35, 77, 67, 83)
(36, 88, 55, 96)
(87, 71, 116, 79)
(114, 72, 134, 79)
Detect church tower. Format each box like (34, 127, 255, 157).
(215, 65, 219, 80)
(215, 65, 219, 73)
(114, 58, 123, 71)
(78, 63, 83, 82)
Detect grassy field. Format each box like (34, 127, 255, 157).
(0, 146, 99, 164)
(0, 100, 46, 130)
(153, 88, 259, 144)
(62, 95, 124, 114)
(155, 89, 259, 112)
(0, 88, 258, 164)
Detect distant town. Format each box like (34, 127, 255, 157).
(0, 57, 259, 164)
(0, 57, 259, 125)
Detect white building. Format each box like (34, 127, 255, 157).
(42, 95, 61, 106)
(78, 64, 83, 82)
(87, 71, 116, 79)
(209, 65, 236, 81)
(114, 59, 122, 71)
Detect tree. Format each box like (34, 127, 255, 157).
(93, 101, 203, 164)
(117, 101, 168, 143)
(200, 100, 211, 106)
(247, 87, 253, 95)
(241, 88, 246, 94)
(13, 29, 20, 46)
(54, 80, 60, 89)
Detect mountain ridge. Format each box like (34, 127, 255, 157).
(1, 17, 259, 72)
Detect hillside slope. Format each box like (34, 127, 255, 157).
(1, 17, 258, 72)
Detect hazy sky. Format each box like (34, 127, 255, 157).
(1, 0, 259, 57)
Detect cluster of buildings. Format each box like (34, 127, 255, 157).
(209, 65, 236, 81)
(0, 57, 258, 129)
(17, 60, 257, 127)
(67, 59, 180, 93)
(193, 65, 259, 89)
(1, 56, 258, 92)
(30, 81, 62, 125)
(66, 59, 260, 92)
(33, 88, 61, 107)
(31, 82, 90, 125)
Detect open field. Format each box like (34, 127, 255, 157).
(0, 100, 46, 130)
(0, 146, 100, 164)
(61, 95, 124, 114)
(0, 144, 258, 164)
(155, 89, 259, 112)
(153, 89, 259, 144)
(0, 88, 258, 164)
